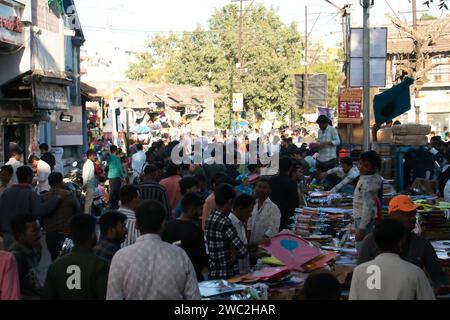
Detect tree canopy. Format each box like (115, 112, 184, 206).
(126, 4, 304, 128)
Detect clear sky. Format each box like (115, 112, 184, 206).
(74, 0, 443, 54)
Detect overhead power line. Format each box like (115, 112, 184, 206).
(384, 0, 402, 21)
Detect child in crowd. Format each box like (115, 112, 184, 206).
(353, 151, 383, 252)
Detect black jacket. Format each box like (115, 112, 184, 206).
(269, 173, 299, 231)
(41, 152, 56, 172)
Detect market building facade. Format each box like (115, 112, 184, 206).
(81, 81, 216, 152)
(0, 0, 85, 171)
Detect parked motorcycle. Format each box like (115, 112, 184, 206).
(64, 161, 85, 208)
(63, 161, 105, 216)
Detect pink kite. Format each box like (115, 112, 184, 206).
(260, 231, 322, 271)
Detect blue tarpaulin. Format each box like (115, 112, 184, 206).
(373, 77, 414, 124)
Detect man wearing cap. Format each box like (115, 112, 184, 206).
(358, 195, 448, 290)
(316, 115, 340, 172)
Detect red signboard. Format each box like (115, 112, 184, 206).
(338, 88, 362, 124)
(0, 16, 23, 33)
(0, 0, 25, 47)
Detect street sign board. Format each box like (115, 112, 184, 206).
(55, 106, 83, 146)
(338, 88, 362, 124)
(349, 28, 387, 88)
(34, 82, 70, 111)
(232, 93, 244, 112)
(295, 74, 328, 111)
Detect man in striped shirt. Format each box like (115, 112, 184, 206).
(117, 185, 140, 248)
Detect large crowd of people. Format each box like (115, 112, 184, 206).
(0, 115, 448, 300)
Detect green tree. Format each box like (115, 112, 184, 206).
(126, 4, 302, 128)
(126, 52, 155, 82)
(419, 13, 438, 21)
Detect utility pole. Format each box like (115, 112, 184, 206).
(362, 0, 373, 152)
(343, 5, 352, 143)
(325, 1, 352, 143)
(325, 1, 351, 86)
(106, 1, 117, 146)
(412, 0, 420, 124)
(304, 6, 309, 114)
(237, 0, 243, 133)
(231, 0, 250, 133)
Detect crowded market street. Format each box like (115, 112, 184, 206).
(0, 0, 450, 309)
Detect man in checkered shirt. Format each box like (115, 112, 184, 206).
(205, 183, 248, 279)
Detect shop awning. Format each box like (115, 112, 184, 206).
(1, 113, 50, 125)
(28, 70, 75, 87)
(1, 70, 73, 111)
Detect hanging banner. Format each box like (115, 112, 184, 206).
(373, 77, 414, 124)
(338, 88, 362, 124)
(317, 106, 334, 122)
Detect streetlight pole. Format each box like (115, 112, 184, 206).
(412, 0, 420, 124)
(236, 0, 244, 133)
(304, 6, 309, 115)
(362, 0, 373, 151)
(231, 0, 250, 133)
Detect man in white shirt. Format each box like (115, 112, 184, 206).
(229, 194, 254, 275)
(248, 177, 281, 245)
(5, 149, 23, 186)
(349, 219, 435, 300)
(29, 155, 51, 194)
(316, 115, 340, 172)
(319, 157, 360, 194)
(107, 200, 200, 300)
(117, 185, 140, 248)
(270, 134, 281, 156)
(131, 143, 146, 182)
(82, 150, 97, 214)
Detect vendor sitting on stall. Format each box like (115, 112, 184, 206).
(318, 157, 360, 194)
(358, 195, 448, 291)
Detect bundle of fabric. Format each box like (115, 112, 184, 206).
(391, 124, 431, 136)
(393, 135, 428, 146)
(377, 127, 393, 144)
(390, 124, 431, 146)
